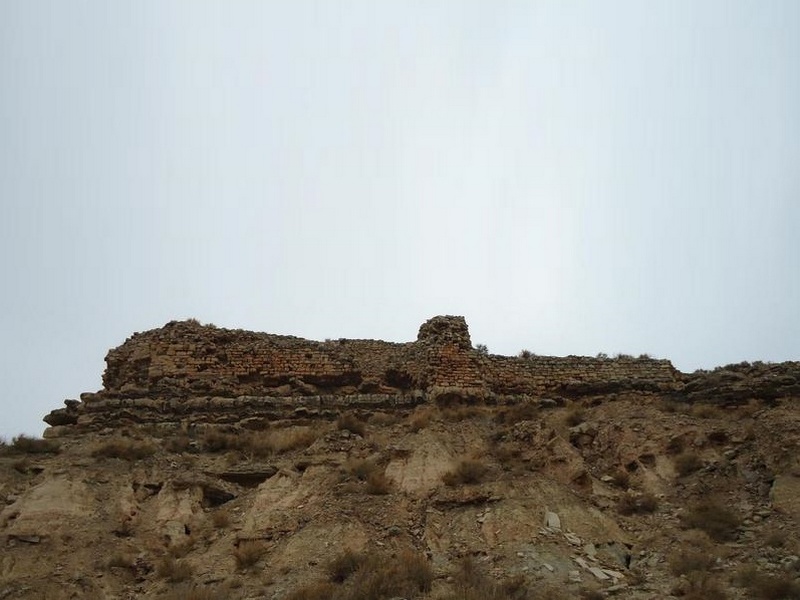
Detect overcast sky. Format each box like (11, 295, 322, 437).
(1, 1, 799, 439)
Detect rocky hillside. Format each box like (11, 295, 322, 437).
(2, 318, 800, 600)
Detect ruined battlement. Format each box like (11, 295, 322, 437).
(43, 316, 683, 434)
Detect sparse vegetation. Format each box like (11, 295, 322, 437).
(161, 586, 222, 600)
(1, 434, 60, 455)
(157, 556, 192, 583)
(288, 549, 432, 600)
(442, 459, 488, 486)
(92, 438, 156, 460)
(493, 402, 539, 424)
(674, 452, 703, 476)
(610, 468, 631, 489)
(233, 540, 265, 570)
(211, 509, 231, 528)
(106, 552, 135, 570)
(749, 573, 800, 599)
(437, 556, 564, 600)
(327, 549, 368, 583)
(682, 499, 741, 542)
(365, 470, 392, 495)
(346, 458, 380, 480)
(564, 406, 585, 426)
(337, 413, 366, 436)
(617, 492, 659, 515)
(201, 427, 319, 456)
(475, 344, 489, 355)
(408, 406, 436, 432)
(691, 404, 721, 419)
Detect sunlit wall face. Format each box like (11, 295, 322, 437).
(1, 1, 798, 439)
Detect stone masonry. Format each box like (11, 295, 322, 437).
(43, 316, 682, 434)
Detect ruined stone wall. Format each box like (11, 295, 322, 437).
(43, 316, 683, 432)
(484, 355, 679, 396)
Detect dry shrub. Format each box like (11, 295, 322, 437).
(157, 556, 192, 582)
(5, 435, 59, 455)
(610, 469, 631, 489)
(161, 585, 222, 600)
(736, 569, 800, 600)
(163, 435, 196, 454)
(617, 492, 658, 515)
(290, 549, 432, 600)
(490, 442, 522, 465)
(106, 553, 135, 570)
(442, 460, 488, 486)
(765, 530, 788, 548)
(169, 536, 196, 558)
(284, 582, 339, 600)
(408, 406, 436, 432)
(666, 436, 686, 455)
(233, 540, 265, 570)
(202, 427, 319, 456)
(690, 404, 721, 419)
(327, 550, 368, 583)
(337, 413, 366, 436)
(669, 546, 717, 576)
(92, 438, 155, 460)
(441, 405, 486, 422)
(369, 412, 399, 426)
(494, 403, 540, 424)
(201, 430, 239, 452)
(674, 452, 703, 477)
(211, 509, 231, 529)
(682, 499, 741, 542)
(365, 471, 392, 495)
(266, 427, 319, 453)
(677, 573, 729, 600)
(564, 407, 586, 426)
(440, 557, 539, 600)
(347, 458, 380, 481)
(347, 550, 432, 599)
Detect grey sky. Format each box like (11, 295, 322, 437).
(1, 1, 798, 439)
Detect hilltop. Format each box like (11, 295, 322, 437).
(1, 316, 799, 599)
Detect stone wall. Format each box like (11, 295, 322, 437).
(43, 316, 683, 432)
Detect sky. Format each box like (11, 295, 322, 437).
(1, 1, 799, 439)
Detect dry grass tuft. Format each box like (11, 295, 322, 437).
(211, 509, 231, 529)
(106, 553, 135, 570)
(408, 406, 436, 432)
(157, 556, 193, 583)
(346, 458, 380, 481)
(564, 407, 586, 426)
(327, 549, 368, 583)
(287, 549, 432, 600)
(201, 427, 319, 456)
(161, 585, 224, 600)
(337, 413, 366, 436)
(617, 492, 659, 515)
(682, 499, 741, 542)
(92, 438, 155, 460)
(494, 402, 540, 424)
(365, 471, 392, 495)
(442, 460, 488, 486)
(735, 567, 800, 600)
(233, 540, 265, 570)
(437, 556, 557, 600)
(2, 435, 60, 455)
(674, 452, 703, 477)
